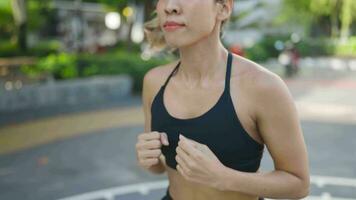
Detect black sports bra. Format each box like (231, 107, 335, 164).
(151, 52, 264, 172)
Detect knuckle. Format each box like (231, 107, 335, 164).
(153, 131, 160, 137)
(154, 140, 162, 147)
(155, 149, 162, 156)
(154, 158, 160, 164)
(186, 168, 192, 176)
(150, 158, 159, 165)
(192, 153, 199, 159)
(187, 162, 193, 169)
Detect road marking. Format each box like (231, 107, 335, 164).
(0, 106, 144, 155)
(58, 180, 168, 200)
(312, 175, 356, 188)
(57, 175, 356, 200)
(296, 101, 356, 124)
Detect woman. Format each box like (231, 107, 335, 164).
(135, 0, 310, 199)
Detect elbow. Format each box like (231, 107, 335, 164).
(295, 186, 310, 199)
(293, 177, 310, 199)
(300, 181, 310, 199)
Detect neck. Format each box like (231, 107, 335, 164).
(177, 25, 229, 88)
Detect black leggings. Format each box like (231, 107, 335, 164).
(161, 187, 265, 200)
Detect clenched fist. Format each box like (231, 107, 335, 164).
(136, 131, 169, 170)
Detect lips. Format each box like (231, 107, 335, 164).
(163, 21, 186, 31)
(163, 21, 185, 27)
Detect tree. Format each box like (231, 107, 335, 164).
(11, 0, 27, 51)
(280, 0, 356, 41)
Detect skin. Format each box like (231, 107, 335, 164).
(136, 0, 310, 199)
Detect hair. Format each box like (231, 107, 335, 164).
(143, 0, 230, 52)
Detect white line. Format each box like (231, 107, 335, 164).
(311, 175, 356, 188)
(58, 175, 356, 200)
(58, 180, 168, 200)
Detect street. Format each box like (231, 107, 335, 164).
(1, 70, 356, 200)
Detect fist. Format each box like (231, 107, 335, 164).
(135, 131, 169, 169)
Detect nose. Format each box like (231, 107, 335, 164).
(165, 0, 181, 15)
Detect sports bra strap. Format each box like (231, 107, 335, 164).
(163, 61, 181, 88)
(162, 52, 232, 90)
(225, 52, 233, 92)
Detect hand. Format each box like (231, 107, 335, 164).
(136, 131, 169, 170)
(175, 134, 226, 190)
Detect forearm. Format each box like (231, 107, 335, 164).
(219, 167, 309, 199)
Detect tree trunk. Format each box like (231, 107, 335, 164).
(340, 0, 352, 43)
(330, 0, 339, 39)
(11, 0, 28, 51)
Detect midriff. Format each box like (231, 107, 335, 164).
(166, 165, 260, 200)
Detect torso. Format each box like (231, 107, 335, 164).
(149, 54, 265, 200)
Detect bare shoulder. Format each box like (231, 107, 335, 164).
(234, 57, 309, 194)
(234, 55, 292, 104)
(143, 60, 180, 104)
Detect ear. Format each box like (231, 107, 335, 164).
(216, 0, 233, 22)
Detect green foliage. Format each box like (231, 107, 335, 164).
(78, 50, 170, 92)
(293, 37, 356, 57)
(21, 52, 78, 79)
(0, 0, 14, 38)
(20, 49, 171, 93)
(27, 0, 54, 31)
(280, 0, 356, 38)
(243, 35, 356, 60)
(244, 35, 290, 62)
(0, 40, 17, 57)
(0, 40, 60, 57)
(295, 38, 335, 57)
(334, 36, 356, 56)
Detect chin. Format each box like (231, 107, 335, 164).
(164, 38, 186, 48)
(164, 37, 198, 49)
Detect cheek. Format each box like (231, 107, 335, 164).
(188, 1, 217, 29)
(156, 1, 164, 15)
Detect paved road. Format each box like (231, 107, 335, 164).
(0, 121, 355, 200)
(1, 70, 356, 200)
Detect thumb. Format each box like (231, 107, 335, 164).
(160, 132, 169, 146)
(179, 134, 200, 148)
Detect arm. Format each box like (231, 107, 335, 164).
(142, 67, 167, 175)
(219, 72, 310, 199)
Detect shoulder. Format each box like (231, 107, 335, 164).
(231, 54, 293, 114)
(143, 60, 180, 89)
(143, 60, 180, 104)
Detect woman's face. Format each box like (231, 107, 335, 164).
(156, 0, 221, 48)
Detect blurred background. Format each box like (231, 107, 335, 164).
(0, 0, 356, 199)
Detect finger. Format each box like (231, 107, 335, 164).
(180, 134, 202, 147)
(160, 132, 169, 146)
(175, 154, 188, 169)
(138, 140, 162, 150)
(141, 158, 160, 167)
(176, 146, 194, 167)
(139, 132, 161, 141)
(177, 164, 190, 180)
(178, 136, 200, 157)
(139, 149, 161, 158)
(179, 134, 208, 155)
